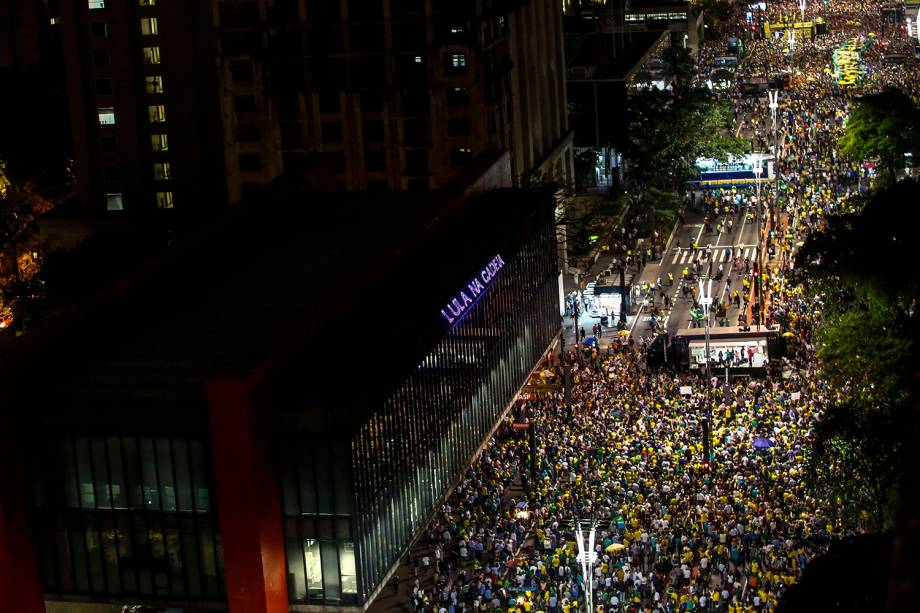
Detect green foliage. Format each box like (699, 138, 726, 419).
(806, 399, 902, 533)
(814, 299, 911, 399)
(623, 49, 748, 193)
(574, 149, 598, 188)
(838, 90, 920, 185)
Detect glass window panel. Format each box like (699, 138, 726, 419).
(286, 538, 307, 602)
(143, 46, 161, 64)
(180, 517, 202, 597)
(74, 437, 96, 508)
(105, 437, 128, 509)
(339, 541, 357, 594)
(320, 540, 340, 601)
(62, 436, 79, 507)
(91, 438, 111, 509)
(304, 539, 323, 597)
(139, 438, 160, 510)
(84, 521, 106, 592)
(70, 526, 91, 591)
(189, 440, 210, 512)
(155, 439, 176, 511)
(298, 446, 317, 514)
(100, 520, 121, 594)
(116, 515, 136, 593)
(172, 439, 194, 511)
(165, 527, 184, 595)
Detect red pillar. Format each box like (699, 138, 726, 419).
(207, 378, 289, 613)
(0, 411, 46, 613)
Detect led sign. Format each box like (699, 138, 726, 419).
(440, 254, 506, 326)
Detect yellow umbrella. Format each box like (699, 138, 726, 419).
(606, 543, 626, 552)
(618, 329, 630, 338)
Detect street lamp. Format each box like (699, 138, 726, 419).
(698, 277, 714, 469)
(575, 520, 598, 613)
(798, 0, 807, 21)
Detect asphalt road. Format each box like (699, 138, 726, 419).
(630, 198, 763, 340)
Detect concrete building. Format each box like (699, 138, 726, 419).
(0, 178, 561, 613)
(58, 0, 574, 215)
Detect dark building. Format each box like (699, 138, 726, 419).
(58, 0, 573, 214)
(0, 176, 561, 612)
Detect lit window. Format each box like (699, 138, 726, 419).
(145, 75, 164, 94)
(153, 162, 171, 180)
(156, 191, 174, 209)
(98, 107, 115, 125)
(142, 46, 161, 64)
(450, 24, 465, 34)
(140, 17, 158, 35)
(106, 193, 123, 211)
(148, 104, 166, 123)
(414, 56, 422, 63)
(451, 54, 466, 68)
(340, 542, 357, 594)
(151, 133, 169, 152)
(88, 0, 105, 9)
(139, 0, 156, 5)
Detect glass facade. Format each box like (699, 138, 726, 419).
(29, 435, 224, 600)
(278, 442, 358, 605)
(351, 214, 559, 601)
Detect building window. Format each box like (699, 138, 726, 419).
(447, 87, 471, 106)
(148, 104, 166, 123)
(405, 150, 428, 175)
(145, 75, 164, 94)
(140, 17, 158, 35)
(403, 119, 427, 146)
(139, 0, 156, 5)
(100, 136, 117, 153)
(450, 24, 466, 34)
(450, 147, 472, 166)
(88, 0, 105, 9)
(448, 118, 472, 137)
(97, 107, 115, 125)
(414, 55, 422, 63)
(156, 191, 174, 208)
(238, 153, 262, 171)
(362, 120, 384, 143)
(95, 78, 113, 96)
(408, 178, 429, 191)
(92, 49, 110, 67)
(103, 164, 120, 181)
(231, 61, 254, 83)
(366, 179, 388, 191)
(364, 150, 386, 172)
(233, 95, 257, 113)
(150, 133, 168, 152)
(449, 53, 467, 71)
(90, 21, 107, 37)
(236, 124, 260, 142)
(153, 162, 171, 180)
(106, 192, 123, 210)
(142, 46, 160, 64)
(321, 122, 343, 144)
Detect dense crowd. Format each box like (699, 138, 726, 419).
(394, 0, 919, 612)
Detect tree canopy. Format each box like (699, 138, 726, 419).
(622, 47, 748, 194)
(838, 89, 920, 185)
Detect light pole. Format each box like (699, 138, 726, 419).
(798, 0, 807, 21)
(698, 277, 714, 469)
(575, 520, 598, 613)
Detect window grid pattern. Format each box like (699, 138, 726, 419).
(29, 435, 224, 600)
(278, 443, 358, 605)
(352, 216, 559, 600)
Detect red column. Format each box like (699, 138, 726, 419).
(207, 379, 289, 613)
(0, 412, 45, 613)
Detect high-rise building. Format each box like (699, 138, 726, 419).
(0, 182, 561, 612)
(58, 0, 573, 214)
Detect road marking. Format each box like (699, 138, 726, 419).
(672, 249, 680, 265)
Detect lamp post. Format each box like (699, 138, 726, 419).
(575, 520, 598, 613)
(798, 0, 807, 21)
(698, 277, 714, 469)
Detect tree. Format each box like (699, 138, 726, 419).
(806, 399, 902, 533)
(838, 89, 920, 186)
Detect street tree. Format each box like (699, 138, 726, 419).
(838, 89, 920, 185)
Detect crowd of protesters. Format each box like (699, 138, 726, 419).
(394, 0, 918, 612)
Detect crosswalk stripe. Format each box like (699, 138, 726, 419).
(672, 250, 680, 265)
(751, 247, 757, 260)
(680, 251, 688, 264)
